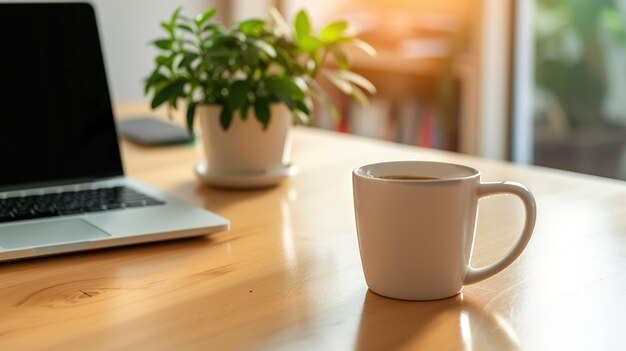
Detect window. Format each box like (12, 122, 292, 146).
(514, 0, 626, 180)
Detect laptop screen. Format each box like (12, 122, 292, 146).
(0, 3, 124, 190)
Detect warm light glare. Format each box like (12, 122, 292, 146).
(460, 311, 474, 351)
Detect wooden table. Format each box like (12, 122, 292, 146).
(1, 105, 625, 350)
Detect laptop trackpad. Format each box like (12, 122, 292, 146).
(0, 219, 110, 250)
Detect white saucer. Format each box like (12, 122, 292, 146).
(194, 163, 298, 189)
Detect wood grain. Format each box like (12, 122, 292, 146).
(1, 104, 625, 350)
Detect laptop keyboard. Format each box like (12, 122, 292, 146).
(0, 186, 165, 223)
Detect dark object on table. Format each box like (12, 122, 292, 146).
(118, 117, 194, 146)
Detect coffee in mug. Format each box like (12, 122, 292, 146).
(377, 175, 440, 180)
(352, 161, 536, 300)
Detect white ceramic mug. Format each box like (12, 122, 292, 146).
(352, 161, 536, 300)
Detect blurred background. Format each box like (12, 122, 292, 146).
(87, 0, 626, 180)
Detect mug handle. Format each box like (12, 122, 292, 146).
(464, 181, 537, 285)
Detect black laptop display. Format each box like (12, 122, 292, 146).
(0, 3, 123, 190)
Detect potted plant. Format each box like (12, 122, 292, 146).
(144, 7, 376, 187)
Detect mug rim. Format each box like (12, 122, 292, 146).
(352, 161, 480, 183)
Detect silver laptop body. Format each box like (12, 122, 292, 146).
(0, 2, 228, 261)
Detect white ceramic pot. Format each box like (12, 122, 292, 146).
(197, 104, 292, 174)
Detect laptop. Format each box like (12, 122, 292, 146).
(0, 2, 229, 262)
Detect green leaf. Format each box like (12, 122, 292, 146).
(154, 38, 173, 50)
(160, 22, 173, 35)
(294, 10, 311, 41)
(320, 21, 347, 43)
(267, 77, 305, 100)
(181, 38, 196, 46)
(242, 47, 259, 66)
(155, 55, 168, 65)
(333, 70, 376, 94)
(254, 98, 271, 129)
(297, 34, 322, 52)
(151, 79, 185, 109)
(204, 46, 231, 58)
(323, 70, 353, 95)
(176, 23, 194, 34)
(252, 39, 277, 58)
(330, 46, 349, 70)
(293, 76, 309, 95)
(156, 54, 176, 70)
(351, 85, 368, 106)
(350, 38, 377, 56)
(296, 98, 312, 115)
(269, 7, 293, 40)
(169, 96, 178, 110)
(195, 8, 216, 26)
(202, 23, 220, 33)
(170, 7, 182, 30)
(240, 19, 266, 35)
(186, 102, 197, 134)
(220, 105, 233, 130)
(274, 46, 293, 69)
(179, 53, 198, 68)
(278, 96, 297, 111)
(293, 109, 310, 125)
(228, 80, 250, 110)
(204, 33, 237, 48)
(144, 70, 168, 94)
(240, 101, 249, 121)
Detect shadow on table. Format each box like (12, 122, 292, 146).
(355, 290, 520, 351)
(162, 177, 296, 214)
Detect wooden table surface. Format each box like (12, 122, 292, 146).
(1, 105, 625, 350)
